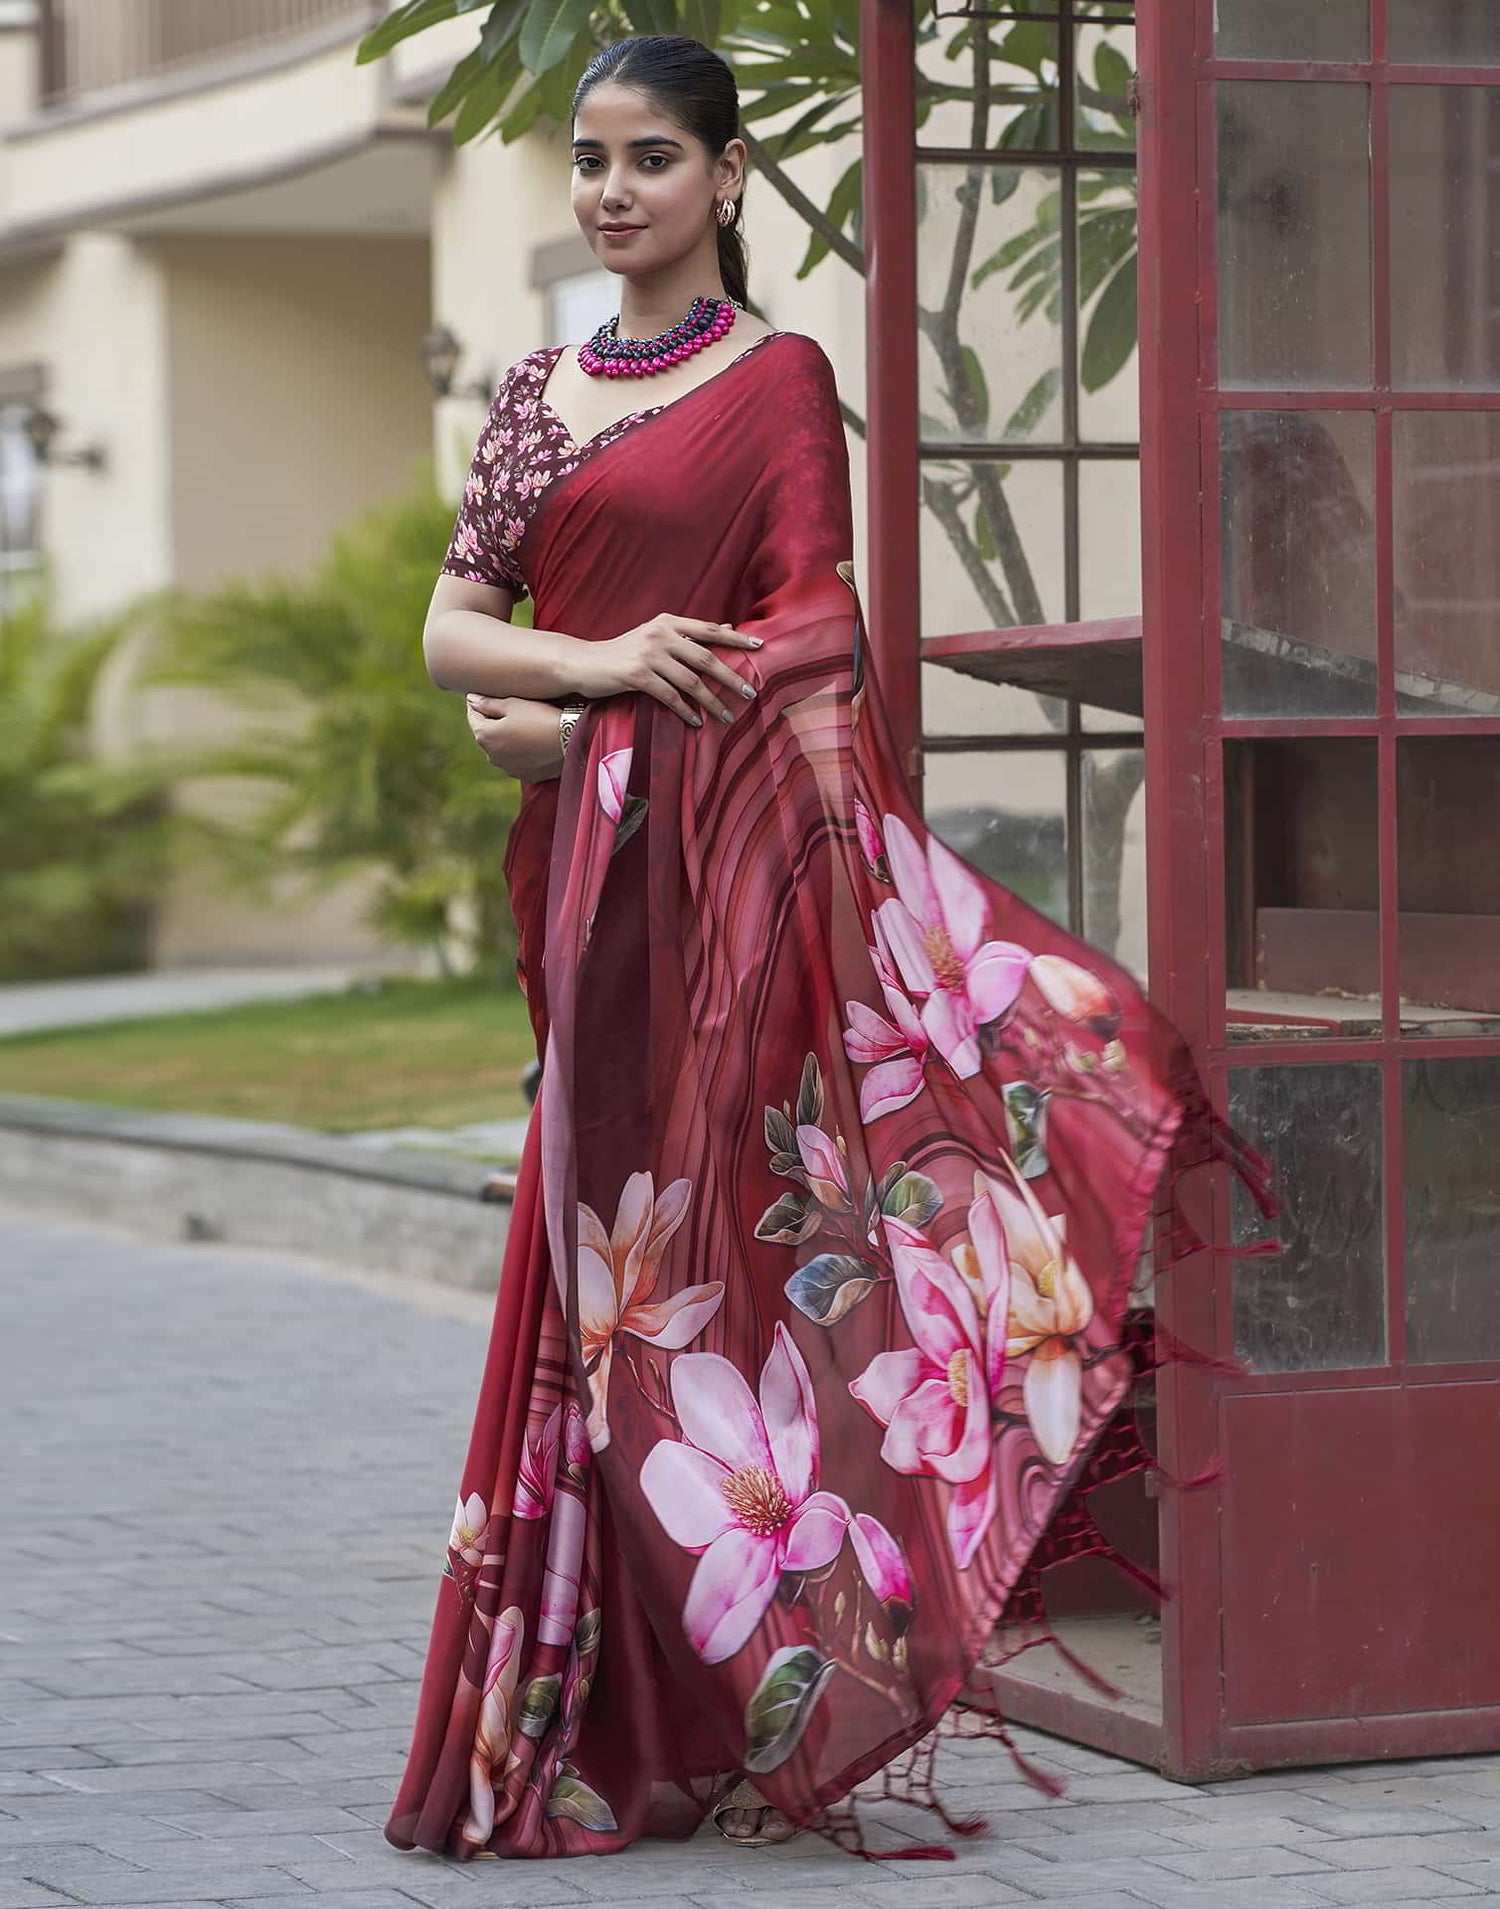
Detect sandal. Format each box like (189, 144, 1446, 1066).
(712, 1777, 801, 1846)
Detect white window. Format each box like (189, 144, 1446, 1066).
(546, 268, 619, 348)
(0, 399, 40, 571)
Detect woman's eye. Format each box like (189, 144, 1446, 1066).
(573, 154, 668, 171)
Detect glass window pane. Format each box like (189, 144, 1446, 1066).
(923, 748, 1068, 928)
(1404, 1058, 1500, 1363)
(1079, 458, 1141, 620)
(916, 18, 1060, 154)
(920, 454, 1066, 634)
(1076, 20, 1137, 153)
(1225, 739, 1382, 1041)
(1229, 1062, 1387, 1372)
(919, 163, 1063, 447)
(1215, 0, 1369, 61)
(1391, 89, 1500, 392)
(1389, 2, 1500, 64)
(1217, 83, 1372, 390)
(1220, 411, 1377, 718)
(1083, 747, 1146, 978)
(1078, 172, 1139, 442)
(922, 660, 1063, 738)
(1398, 738, 1500, 1034)
(1394, 412, 1500, 715)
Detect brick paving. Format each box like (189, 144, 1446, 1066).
(4, 1205, 1499, 1909)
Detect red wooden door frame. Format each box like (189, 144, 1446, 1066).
(1141, 0, 1500, 1778)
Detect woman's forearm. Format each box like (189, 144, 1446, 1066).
(424, 608, 596, 700)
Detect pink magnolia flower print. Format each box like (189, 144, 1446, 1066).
(842, 956, 930, 1121)
(513, 1408, 560, 1520)
(849, 1178, 1013, 1569)
(854, 798, 890, 880)
(994, 1161, 1096, 1465)
(1029, 953, 1122, 1040)
(577, 1173, 724, 1450)
(640, 1323, 851, 1665)
(460, 1605, 524, 1848)
(795, 1125, 851, 1211)
(874, 814, 1032, 1079)
(449, 1492, 491, 1567)
(513, 1401, 589, 1520)
(848, 1511, 915, 1633)
(597, 749, 631, 825)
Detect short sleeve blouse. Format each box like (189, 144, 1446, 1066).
(439, 355, 543, 599)
(439, 348, 670, 603)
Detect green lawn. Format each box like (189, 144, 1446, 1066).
(0, 976, 538, 1132)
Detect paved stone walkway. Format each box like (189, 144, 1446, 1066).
(5, 1206, 1500, 1909)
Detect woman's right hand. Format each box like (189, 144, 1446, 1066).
(570, 615, 763, 727)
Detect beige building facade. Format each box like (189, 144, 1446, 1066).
(4, 0, 865, 966)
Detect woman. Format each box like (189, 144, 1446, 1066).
(383, 33, 1266, 1862)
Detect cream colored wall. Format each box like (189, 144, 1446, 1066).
(0, 32, 397, 234)
(47, 232, 174, 621)
(162, 232, 431, 586)
(142, 230, 433, 965)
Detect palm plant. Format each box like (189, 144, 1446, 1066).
(0, 588, 172, 981)
(142, 483, 523, 980)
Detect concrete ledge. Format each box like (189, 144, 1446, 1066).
(0, 1094, 512, 1292)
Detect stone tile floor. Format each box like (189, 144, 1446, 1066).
(4, 1206, 1497, 1909)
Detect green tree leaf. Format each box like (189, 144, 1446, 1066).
(743, 1645, 836, 1773)
(1082, 252, 1138, 393)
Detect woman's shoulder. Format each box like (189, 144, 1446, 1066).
(760, 329, 842, 402)
(490, 346, 562, 404)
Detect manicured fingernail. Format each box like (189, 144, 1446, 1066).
(750, 637, 764, 648)
(719, 708, 733, 724)
(741, 682, 756, 698)
(692, 713, 703, 726)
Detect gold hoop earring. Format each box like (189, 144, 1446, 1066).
(716, 198, 737, 228)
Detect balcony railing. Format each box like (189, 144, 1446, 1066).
(38, 0, 382, 109)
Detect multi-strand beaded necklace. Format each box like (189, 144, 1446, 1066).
(577, 294, 741, 379)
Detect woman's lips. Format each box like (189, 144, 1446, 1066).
(600, 226, 645, 238)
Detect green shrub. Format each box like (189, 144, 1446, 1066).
(145, 479, 524, 981)
(0, 588, 172, 981)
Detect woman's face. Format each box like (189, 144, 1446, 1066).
(570, 80, 738, 276)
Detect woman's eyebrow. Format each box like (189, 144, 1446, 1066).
(571, 134, 686, 151)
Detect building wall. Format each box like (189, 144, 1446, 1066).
(162, 231, 431, 588)
(147, 229, 433, 965)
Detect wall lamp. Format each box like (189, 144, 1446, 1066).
(422, 323, 496, 402)
(23, 404, 107, 472)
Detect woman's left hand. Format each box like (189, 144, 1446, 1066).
(466, 693, 566, 781)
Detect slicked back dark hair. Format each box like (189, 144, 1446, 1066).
(572, 36, 749, 307)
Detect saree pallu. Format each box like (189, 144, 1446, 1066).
(383, 333, 1270, 1860)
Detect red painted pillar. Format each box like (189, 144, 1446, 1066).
(859, 0, 922, 791)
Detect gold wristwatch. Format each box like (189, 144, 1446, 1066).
(557, 697, 585, 756)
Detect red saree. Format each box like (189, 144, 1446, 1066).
(383, 331, 1268, 1860)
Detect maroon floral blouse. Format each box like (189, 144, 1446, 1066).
(441, 347, 673, 602)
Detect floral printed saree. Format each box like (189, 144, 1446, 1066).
(382, 331, 1269, 1860)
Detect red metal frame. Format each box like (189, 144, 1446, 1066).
(859, 0, 922, 789)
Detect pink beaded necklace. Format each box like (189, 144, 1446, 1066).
(577, 294, 741, 379)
